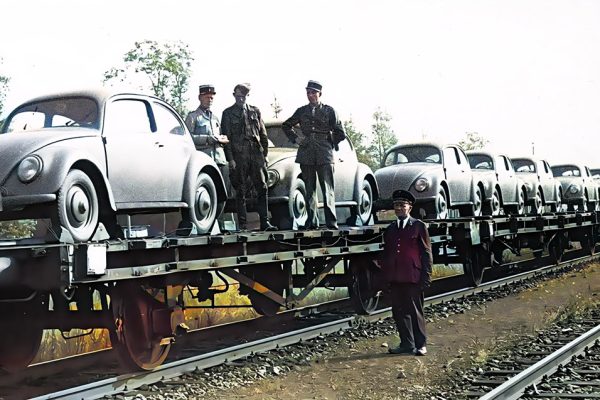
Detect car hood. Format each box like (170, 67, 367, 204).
(0, 128, 98, 176)
(555, 176, 583, 187)
(375, 163, 441, 198)
(267, 147, 297, 168)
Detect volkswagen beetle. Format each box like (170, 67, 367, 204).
(550, 163, 599, 211)
(511, 156, 562, 214)
(0, 89, 227, 242)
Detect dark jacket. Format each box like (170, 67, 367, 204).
(381, 217, 433, 285)
(221, 104, 269, 161)
(282, 103, 345, 165)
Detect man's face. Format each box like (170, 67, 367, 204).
(306, 89, 321, 105)
(199, 93, 214, 109)
(234, 89, 248, 107)
(393, 201, 412, 219)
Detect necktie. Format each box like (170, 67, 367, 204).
(311, 106, 316, 117)
(398, 218, 406, 230)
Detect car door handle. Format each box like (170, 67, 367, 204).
(155, 142, 164, 148)
(338, 158, 344, 162)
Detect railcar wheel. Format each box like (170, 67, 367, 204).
(0, 295, 44, 372)
(245, 263, 286, 316)
(464, 244, 490, 286)
(349, 258, 381, 314)
(110, 284, 171, 370)
(352, 180, 374, 225)
(186, 172, 219, 234)
(56, 169, 99, 242)
(272, 178, 308, 230)
(581, 229, 597, 256)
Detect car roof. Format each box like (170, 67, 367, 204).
(386, 141, 450, 152)
(13, 88, 165, 108)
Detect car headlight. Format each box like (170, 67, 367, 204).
(17, 155, 43, 183)
(568, 184, 581, 194)
(414, 178, 429, 192)
(267, 169, 280, 188)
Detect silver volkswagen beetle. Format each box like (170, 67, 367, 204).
(374, 142, 484, 219)
(551, 163, 599, 211)
(0, 89, 227, 242)
(511, 156, 562, 214)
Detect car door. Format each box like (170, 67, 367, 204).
(495, 155, 517, 203)
(103, 97, 170, 205)
(538, 160, 556, 202)
(442, 146, 471, 202)
(333, 139, 357, 203)
(150, 101, 194, 202)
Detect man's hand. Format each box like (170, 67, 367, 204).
(229, 160, 237, 169)
(217, 134, 229, 144)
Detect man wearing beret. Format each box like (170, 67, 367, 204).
(282, 80, 346, 230)
(381, 189, 433, 356)
(221, 83, 277, 231)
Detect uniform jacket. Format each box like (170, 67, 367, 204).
(185, 107, 227, 165)
(381, 217, 433, 285)
(282, 103, 346, 165)
(221, 104, 269, 161)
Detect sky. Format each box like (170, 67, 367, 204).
(1, 0, 599, 166)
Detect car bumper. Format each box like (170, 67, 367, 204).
(374, 196, 436, 211)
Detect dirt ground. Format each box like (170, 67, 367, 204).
(210, 262, 600, 400)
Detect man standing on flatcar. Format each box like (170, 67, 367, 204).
(381, 189, 433, 356)
(281, 80, 345, 230)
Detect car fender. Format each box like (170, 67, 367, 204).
(2, 140, 117, 210)
(352, 164, 379, 202)
(182, 151, 227, 204)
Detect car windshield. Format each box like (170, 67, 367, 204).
(1, 97, 100, 133)
(551, 165, 581, 177)
(383, 145, 441, 166)
(512, 159, 536, 173)
(468, 154, 493, 170)
(266, 125, 299, 149)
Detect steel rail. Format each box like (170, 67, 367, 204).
(479, 323, 600, 400)
(32, 254, 598, 400)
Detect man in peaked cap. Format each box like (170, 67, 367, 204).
(282, 80, 346, 230)
(221, 83, 277, 232)
(380, 189, 433, 356)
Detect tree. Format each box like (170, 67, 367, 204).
(367, 108, 397, 169)
(0, 58, 10, 119)
(459, 131, 489, 151)
(103, 40, 194, 116)
(343, 118, 377, 170)
(271, 95, 282, 119)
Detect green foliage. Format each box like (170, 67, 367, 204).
(0, 220, 37, 239)
(103, 40, 194, 116)
(343, 118, 377, 170)
(0, 58, 10, 117)
(459, 131, 489, 151)
(367, 108, 397, 169)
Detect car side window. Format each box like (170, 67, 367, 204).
(442, 147, 459, 169)
(104, 99, 152, 136)
(153, 102, 185, 135)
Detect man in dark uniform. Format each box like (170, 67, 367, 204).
(282, 80, 345, 230)
(221, 83, 277, 231)
(381, 189, 433, 356)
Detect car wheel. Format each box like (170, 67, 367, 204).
(56, 169, 99, 242)
(489, 188, 501, 216)
(187, 172, 218, 234)
(354, 180, 374, 225)
(516, 189, 526, 215)
(272, 178, 308, 230)
(433, 189, 448, 219)
(461, 186, 482, 217)
(551, 191, 562, 213)
(532, 188, 543, 214)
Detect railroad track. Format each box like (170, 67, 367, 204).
(21, 252, 596, 400)
(459, 309, 600, 399)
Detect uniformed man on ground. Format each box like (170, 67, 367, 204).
(282, 80, 345, 230)
(381, 189, 433, 356)
(221, 83, 277, 231)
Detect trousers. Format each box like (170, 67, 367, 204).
(300, 163, 337, 228)
(389, 282, 426, 350)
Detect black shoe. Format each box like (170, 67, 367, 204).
(326, 224, 339, 230)
(388, 345, 416, 355)
(261, 223, 278, 231)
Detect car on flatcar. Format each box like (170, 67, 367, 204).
(374, 142, 485, 219)
(590, 168, 600, 182)
(550, 163, 599, 211)
(0, 89, 227, 242)
(466, 150, 527, 215)
(263, 121, 378, 229)
(511, 156, 562, 214)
